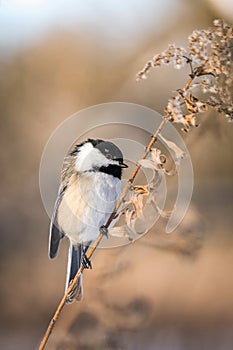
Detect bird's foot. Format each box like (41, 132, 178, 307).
(81, 254, 92, 269)
(100, 225, 109, 238)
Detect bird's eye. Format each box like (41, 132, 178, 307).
(106, 153, 112, 159)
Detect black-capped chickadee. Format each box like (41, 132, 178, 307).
(49, 139, 128, 303)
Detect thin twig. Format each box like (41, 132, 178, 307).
(39, 73, 196, 350)
(38, 19, 233, 348)
(38, 117, 167, 350)
(39, 65, 199, 350)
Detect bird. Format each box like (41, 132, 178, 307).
(49, 138, 128, 303)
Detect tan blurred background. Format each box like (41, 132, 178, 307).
(0, 1, 233, 349)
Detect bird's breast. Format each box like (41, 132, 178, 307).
(57, 172, 121, 244)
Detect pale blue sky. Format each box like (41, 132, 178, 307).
(0, 0, 181, 52)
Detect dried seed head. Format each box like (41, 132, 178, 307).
(136, 19, 233, 128)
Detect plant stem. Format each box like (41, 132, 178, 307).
(38, 117, 167, 350)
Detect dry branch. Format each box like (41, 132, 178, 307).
(38, 19, 232, 350)
(38, 117, 167, 350)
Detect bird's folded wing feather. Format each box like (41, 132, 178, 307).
(48, 185, 66, 259)
(49, 153, 76, 259)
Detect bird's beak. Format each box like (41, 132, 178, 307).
(119, 161, 128, 168)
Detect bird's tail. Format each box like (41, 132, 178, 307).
(65, 243, 83, 303)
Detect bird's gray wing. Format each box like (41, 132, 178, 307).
(48, 185, 66, 259)
(49, 153, 76, 259)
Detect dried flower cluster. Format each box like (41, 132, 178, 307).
(137, 19, 233, 131)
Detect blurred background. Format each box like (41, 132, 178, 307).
(0, 1, 233, 349)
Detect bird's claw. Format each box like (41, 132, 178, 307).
(81, 254, 92, 269)
(100, 225, 109, 238)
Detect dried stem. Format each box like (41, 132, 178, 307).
(39, 19, 232, 349)
(39, 57, 196, 350)
(38, 117, 167, 350)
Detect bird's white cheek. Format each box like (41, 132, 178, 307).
(75, 145, 109, 172)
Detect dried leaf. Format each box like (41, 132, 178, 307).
(147, 189, 171, 219)
(139, 148, 166, 171)
(131, 185, 150, 195)
(159, 134, 185, 161)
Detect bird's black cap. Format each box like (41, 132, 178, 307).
(91, 139, 128, 168)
